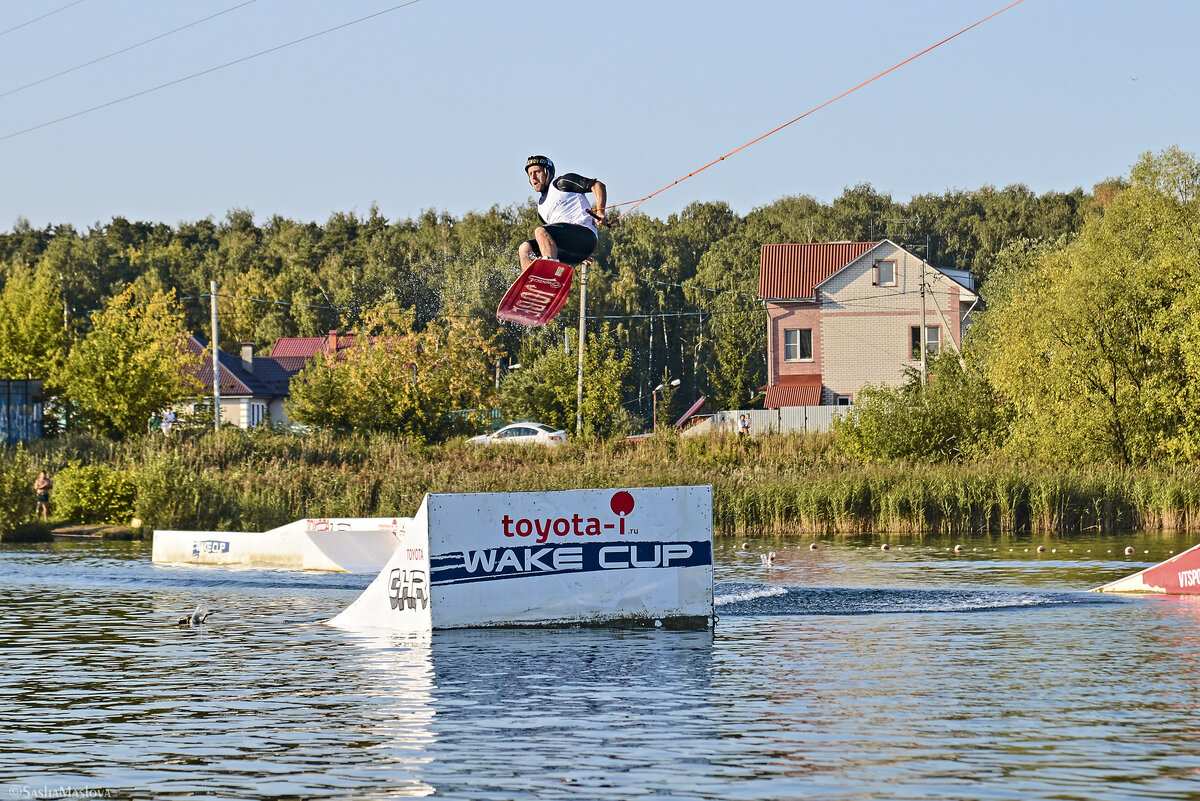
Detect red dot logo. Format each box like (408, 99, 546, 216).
(610, 491, 635, 517)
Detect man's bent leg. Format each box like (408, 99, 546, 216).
(519, 240, 539, 270)
(533, 226, 559, 262)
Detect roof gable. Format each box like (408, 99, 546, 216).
(759, 242, 881, 300)
(185, 336, 289, 398)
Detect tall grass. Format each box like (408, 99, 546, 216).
(4, 428, 1200, 536)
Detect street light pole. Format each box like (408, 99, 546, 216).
(210, 280, 221, 431)
(575, 260, 589, 436)
(652, 378, 680, 433)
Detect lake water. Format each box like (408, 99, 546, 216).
(3, 532, 1200, 800)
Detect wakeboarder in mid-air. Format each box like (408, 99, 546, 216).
(497, 156, 611, 327)
(518, 155, 608, 269)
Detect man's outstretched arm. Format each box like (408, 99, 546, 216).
(590, 180, 608, 227)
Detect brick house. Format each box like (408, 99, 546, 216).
(758, 239, 978, 408)
(182, 336, 296, 428)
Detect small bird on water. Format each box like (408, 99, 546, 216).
(177, 606, 214, 626)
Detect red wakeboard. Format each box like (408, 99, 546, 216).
(496, 258, 574, 327)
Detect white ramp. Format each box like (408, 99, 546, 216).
(153, 517, 409, 572)
(329, 485, 713, 631)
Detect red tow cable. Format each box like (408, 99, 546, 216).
(600, 0, 1029, 223)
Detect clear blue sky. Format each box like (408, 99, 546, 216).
(1, 0, 1195, 232)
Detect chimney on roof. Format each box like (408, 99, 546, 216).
(327, 330, 338, 354)
(240, 342, 254, 374)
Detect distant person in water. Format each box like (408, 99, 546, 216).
(519, 155, 608, 270)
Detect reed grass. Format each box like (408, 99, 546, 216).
(5, 428, 1200, 536)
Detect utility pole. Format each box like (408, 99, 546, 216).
(575, 261, 588, 436)
(919, 267, 928, 386)
(210, 280, 221, 430)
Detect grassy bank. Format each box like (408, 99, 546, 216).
(4, 429, 1200, 537)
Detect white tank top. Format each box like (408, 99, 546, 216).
(538, 182, 597, 233)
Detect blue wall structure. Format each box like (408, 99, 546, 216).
(0, 380, 43, 446)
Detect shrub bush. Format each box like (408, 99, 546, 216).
(53, 464, 136, 524)
(1, 519, 53, 542)
(131, 453, 239, 531)
(0, 446, 36, 534)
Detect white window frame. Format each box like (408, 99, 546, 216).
(875, 259, 897, 287)
(783, 328, 813, 362)
(910, 325, 941, 360)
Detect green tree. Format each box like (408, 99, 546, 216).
(63, 286, 202, 438)
(282, 350, 351, 431)
(499, 344, 576, 432)
(286, 302, 503, 441)
(581, 324, 635, 438)
(500, 324, 635, 438)
(706, 289, 764, 411)
(979, 147, 1200, 464)
(833, 351, 1010, 462)
(0, 259, 67, 386)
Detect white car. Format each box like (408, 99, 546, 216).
(467, 422, 567, 447)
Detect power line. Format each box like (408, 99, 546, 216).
(636, 274, 761, 300)
(0, 0, 260, 101)
(0, 0, 424, 143)
(0, 0, 87, 38)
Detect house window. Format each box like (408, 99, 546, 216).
(875, 259, 897, 286)
(836, 395, 853, 406)
(910, 326, 941, 359)
(250, 401, 267, 427)
(784, 328, 813, 362)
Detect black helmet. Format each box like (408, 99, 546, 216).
(525, 155, 554, 181)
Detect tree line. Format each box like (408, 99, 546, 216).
(0, 172, 1097, 441)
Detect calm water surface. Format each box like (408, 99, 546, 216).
(3, 533, 1200, 800)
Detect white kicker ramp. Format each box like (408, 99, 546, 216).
(152, 517, 409, 572)
(329, 485, 714, 630)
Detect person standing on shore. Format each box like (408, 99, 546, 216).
(34, 471, 53, 521)
(161, 408, 176, 437)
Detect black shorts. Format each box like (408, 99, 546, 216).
(36, 493, 49, 503)
(526, 223, 598, 265)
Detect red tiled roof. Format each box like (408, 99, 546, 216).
(269, 333, 363, 358)
(759, 242, 880, 300)
(765, 373, 823, 408)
